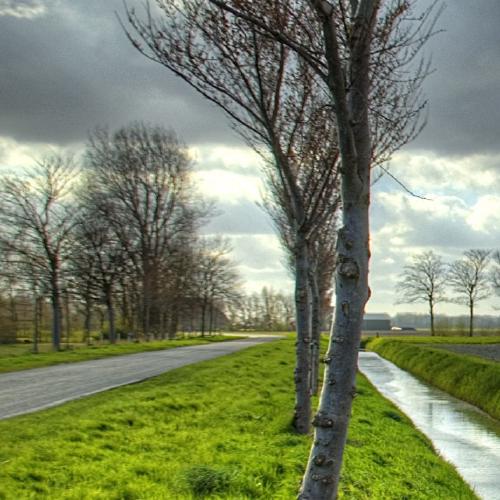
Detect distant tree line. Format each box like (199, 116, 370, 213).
(397, 249, 500, 336)
(393, 312, 500, 331)
(0, 123, 241, 350)
(225, 286, 332, 333)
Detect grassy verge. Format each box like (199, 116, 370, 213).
(0, 339, 475, 499)
(363, 335, 500, 345)
(366, 337, 500, 421)
(0, 336, 243, 374)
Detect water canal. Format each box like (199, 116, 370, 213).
(358, 352, 500, 500)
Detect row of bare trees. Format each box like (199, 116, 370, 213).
(0, 123, 241, 350)
(397, 249, 499, 337)
(126, 0, 342, 434)
(125, 0, 439, 495)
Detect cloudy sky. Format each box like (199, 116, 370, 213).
(1, 0, 500, 316)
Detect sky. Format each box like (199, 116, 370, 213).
(1, 0, 500, 316)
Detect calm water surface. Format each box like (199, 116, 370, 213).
(358, 352, 500, 500)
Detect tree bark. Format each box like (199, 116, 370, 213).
(168, 306, 179, 340)
(64, 289, 71, 348)
(300, 2, 375, 495)
(200, 298, 207, 337)
(51, 292, 62, 351)
(105, 288, 116, 344)
(209, 301, 215, 336)
(293, 233, 312, 434)
(429, 298, 435, 336)
(84, 296, 92, 345)
(469, 301, 474, 337)
(309, 266, 322, 395)
(32, 295, 40, 354)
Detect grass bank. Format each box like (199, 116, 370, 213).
(0, 339, 475, 499)
(0, 336, 242, 374)
(366, 337, 500, 421)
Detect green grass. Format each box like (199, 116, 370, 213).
(0, 336, 242, 374)
(0, 339, 475, 499)
(364, 335, 500, 345)
(366, 336, 500, 421)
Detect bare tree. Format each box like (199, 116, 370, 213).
(397, 251, 447, 336)
(126, 0, 341, 434)
(0, 155, 79, 350)
(193, 237, 242, 336)
(85, 123, 202, 338)
(70, 201, 129, 344)
(126, 0, 438, 494)
(164, 1, 437, 497)
(448, 249, 491, 337)
(490, 251, 500, 312)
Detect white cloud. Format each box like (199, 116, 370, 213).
(385, 151, 500, 195)
(226, 234, 292, 294)
(0, 0, 47, 18)
(0, 136, 72, 173)
(191, 144, 264, 204)
(190, 144, 262, 175)
(193, 169, 263, 204)
(467, 195, 500, 233)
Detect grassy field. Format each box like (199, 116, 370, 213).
(0, 336, 243, 374)
(364, 335, 500, 345)
(366, 336, 500, 421)
(0, 338, 475, 499)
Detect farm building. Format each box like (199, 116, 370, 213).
(362, 313, 391, 331)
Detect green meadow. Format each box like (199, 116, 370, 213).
(0, 338, 475, 499)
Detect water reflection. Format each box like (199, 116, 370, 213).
(359, 352, 500, 500)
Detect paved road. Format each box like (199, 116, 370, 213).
(0, 337, 280, 420)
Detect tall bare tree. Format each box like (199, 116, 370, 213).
(448, 249, 491, 337)
(193, 237, 242, 336)
(70, 201, 129, 344)
(490, 251, 500, 313)
(126, 0, 341, 434)
(126, 0, 438, 494)
(397, 251, 447, 336)
(160, 1, 437, 497)
(85, 123, 201, 338)
(0, 155, 78, 350)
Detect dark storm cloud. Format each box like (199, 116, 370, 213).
(1, 1, 499, 156)
(0, 0, 233, 145)
(413, 0, 500, 155)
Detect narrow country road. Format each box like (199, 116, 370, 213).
(0, 337, 280, 420)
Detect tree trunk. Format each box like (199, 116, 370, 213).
(429, 299, 435, 336)
(469, 301, 474, 337)
(293, 234, 312, 434)
(32, 295, 40, 354)
(51, 293, 62, 351)
(64, 289, 71, 348)
(300, 189, 370, 499)
(168, 305, 179, 340)
(209, 301, 214, 336)
(309, 266, 322, 395)
(84, 296, 92, 345)
(105, 288, 116, 344)
(200, 299, 207, 337)
(300, 3, 374, 492)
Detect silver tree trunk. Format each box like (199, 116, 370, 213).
(309, 268, 322, 395)
(293, 234, 312, 434)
